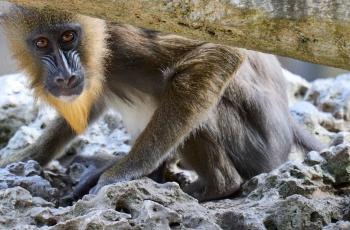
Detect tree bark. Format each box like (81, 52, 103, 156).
(8, 0, 350, 70)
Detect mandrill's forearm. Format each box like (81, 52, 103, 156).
(0, 116, 75, 167)
(0, 101, 106, 167)
(29, 117, 77, 166)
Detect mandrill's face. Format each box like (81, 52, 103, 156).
(2, 7, 108, 133)
(27, 23, 85, 101)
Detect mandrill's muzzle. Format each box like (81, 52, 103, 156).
(42, 49, 85, 99)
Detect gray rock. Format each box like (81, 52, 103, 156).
(290, 101, 335, 144)
(0, 186, 70, 229)
(306, 74, 350, 121)
(0, 179, 220, 229)
(265, 195, 343, 230)
(134, 200, 182, 230)
(329, 131, 350, 146)
(283, 69, 310, 105)
(202, 142, 350, 230)
(288, 73, 350, 145)
(0, 161, 59, 203)
(0, 74, 36, 148)
(65, 179, 220, 230)
(323, 221, 350, 230)
(322, 144, 350, 185)
(305, 151, 325, 165)
(205, 177, 346, 229)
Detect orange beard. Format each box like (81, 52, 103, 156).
(36, 79, 102, 134)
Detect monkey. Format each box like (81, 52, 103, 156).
(0, 6, 323, 201)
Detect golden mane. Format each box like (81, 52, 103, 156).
(3, 10, 109, 134)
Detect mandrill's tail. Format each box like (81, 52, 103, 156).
(292, 119, 325, 153)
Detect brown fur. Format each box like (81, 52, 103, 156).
(0, 7, 322, 201)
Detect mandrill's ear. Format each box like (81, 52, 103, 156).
(0, 11, 8, 25)
(0, 5, 15, 26)
(0, 12, 8, 25)
(0, 13, 9, 31)
(0, 4, 30, 25)
(0, 3, 17, 19)
(0, 1, 13, 18)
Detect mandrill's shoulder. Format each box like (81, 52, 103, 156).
(106, 22, 160, 46)
(106, 22, 204, 54)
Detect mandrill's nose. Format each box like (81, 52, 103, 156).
(54, 74, 79, 88)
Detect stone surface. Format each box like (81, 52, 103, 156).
(0, 179, 221, 229)
(1, 71, 350, 229)
(306, 74, 350, 122)
(0, 73, 36, 148)
(203, 143, 350, 229)
(0, 161, 59, 203)
(283, 69, 310, 105)
(323, 221, 350, 230)
(290, 73, 350, 146)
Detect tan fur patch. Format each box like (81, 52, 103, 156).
(35, 76, 102, 133)
(2, 9, 109, 133)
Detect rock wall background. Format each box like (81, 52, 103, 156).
(0, 70, 350, 229)
(0, 2, 17, 75)
(0, 25, 17, 76)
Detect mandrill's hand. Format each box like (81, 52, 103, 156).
(89, 175, 121, 195)
(0, 144, 44, 168)
(88, 155, 138, 195)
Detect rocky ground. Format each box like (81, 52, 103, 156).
(0, 70, 350, 229)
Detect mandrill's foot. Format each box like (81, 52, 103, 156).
(88, 164, 129, 195)
(89, 177, 122, 195)
(69, 154, 121, 199)
(182, 179, 241, 202)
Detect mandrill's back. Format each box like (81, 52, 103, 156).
(218, 50, 294, 179)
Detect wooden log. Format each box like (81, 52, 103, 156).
(8, 0, 350, 70)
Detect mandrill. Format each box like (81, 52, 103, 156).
(0, 6, 322, 201)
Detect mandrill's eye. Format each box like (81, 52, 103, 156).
(61, 31, 75, 43)
(35, 37, 49, 49)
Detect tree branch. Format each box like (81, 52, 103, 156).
(8, 0, 350, 70)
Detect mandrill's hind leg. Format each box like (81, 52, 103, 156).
(181, 127, 243, 202)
